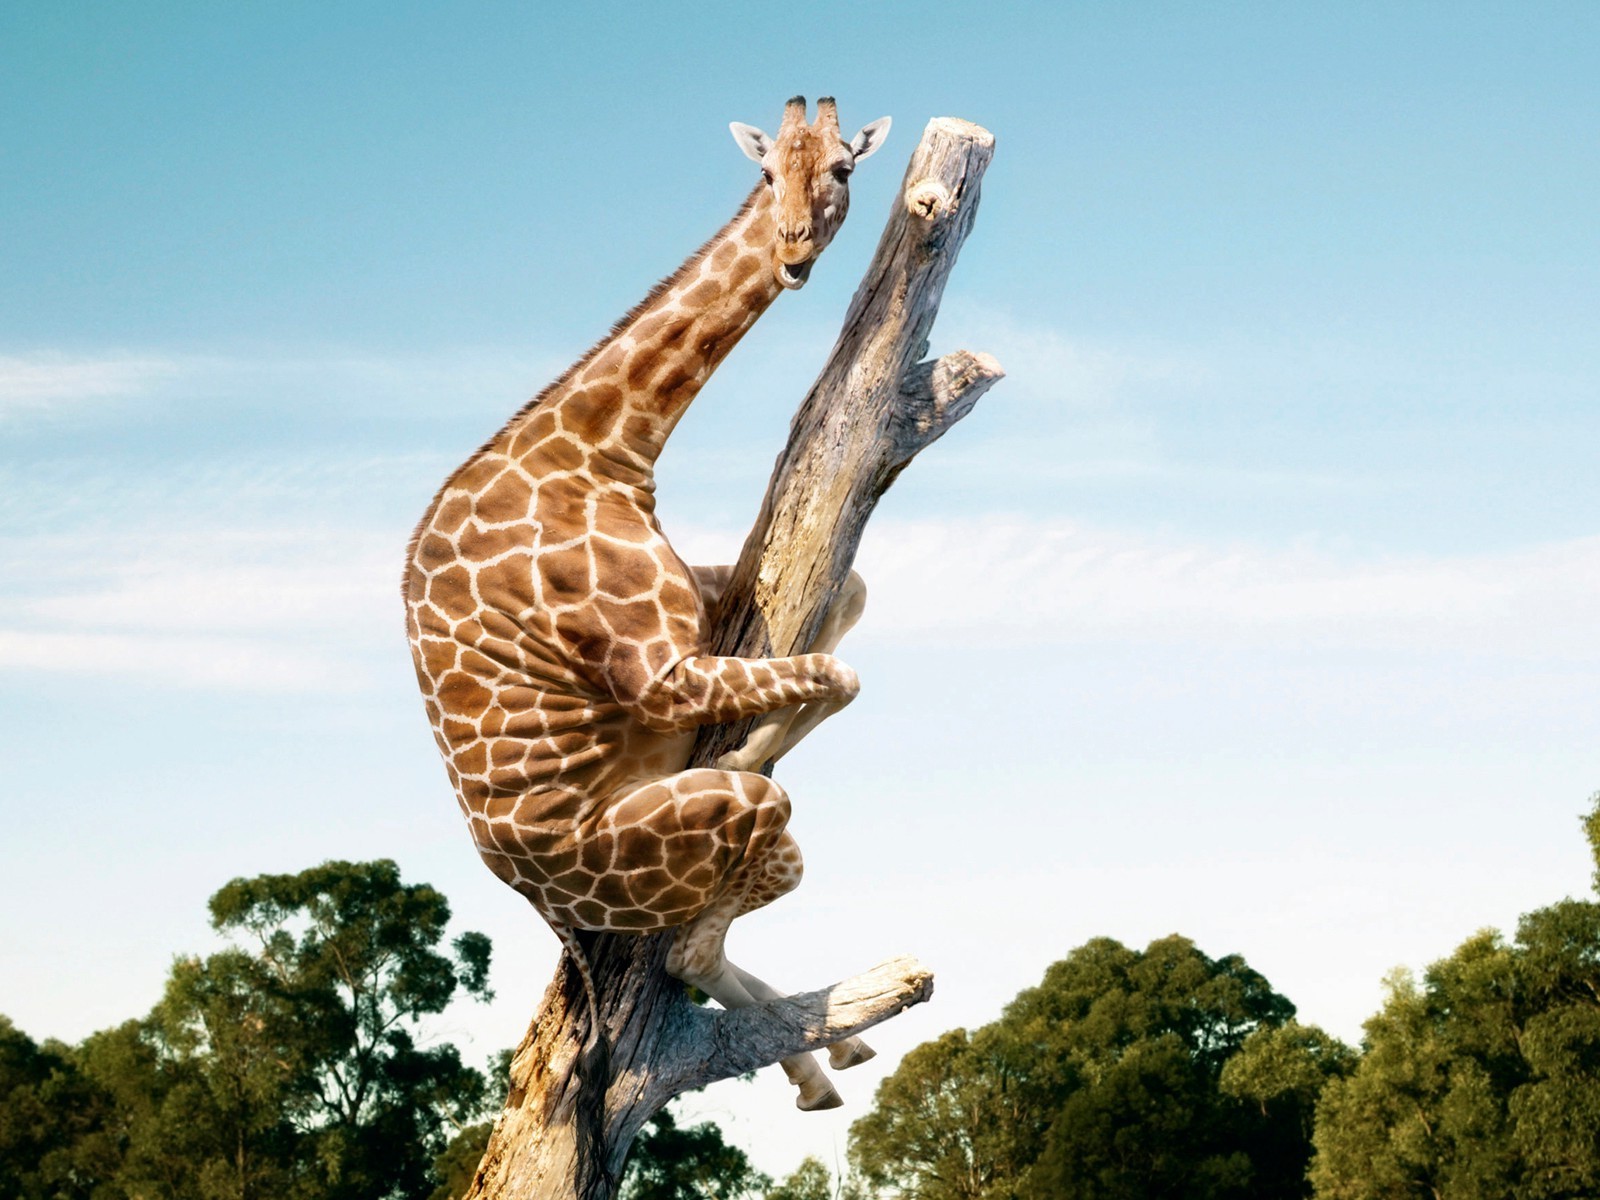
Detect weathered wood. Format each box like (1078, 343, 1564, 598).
(698, 118, 1003, 770)
(466, 116, 999, 1200)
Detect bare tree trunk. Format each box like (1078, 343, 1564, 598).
(465, 117, 1001, 1200)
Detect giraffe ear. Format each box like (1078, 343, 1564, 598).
(849, 117, 891, 163)
(729, 122, 773, 163)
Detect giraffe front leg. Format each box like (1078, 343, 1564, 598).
(716, 571, 867, 773)
(618, 649, 858, 737)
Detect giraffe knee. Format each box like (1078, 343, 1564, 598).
(739, 834, 804, 914)
(666, 928, 722, 985)
(736, 775, 792, 857)
(673, 775, 789, 868)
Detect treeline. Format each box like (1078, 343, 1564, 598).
(7, 796, 1600, 1200)
(797, 791, 1600, 1200)
(0, 861, 500, 1200)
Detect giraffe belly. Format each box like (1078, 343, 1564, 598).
(452, 702, 694, 857)
(467, 759, 792, 935)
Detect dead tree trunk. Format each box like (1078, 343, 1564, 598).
(464, 117, 1001, 1200)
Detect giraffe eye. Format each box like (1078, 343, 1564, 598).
(831, 164, 853, 182)
(761, 167, 774, 185)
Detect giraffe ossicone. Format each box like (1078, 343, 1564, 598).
(404, 97, 890, 1112)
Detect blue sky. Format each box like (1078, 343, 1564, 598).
(4, 1, 1599, 1177)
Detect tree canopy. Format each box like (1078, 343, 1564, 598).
(1, 859, 496, 1200)
(1310, 793, 1600, 1200)
(617, 1104, 771, 1200)
(849, 934, 1349, 1200)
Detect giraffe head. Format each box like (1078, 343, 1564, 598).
(730, 96, 891, 290)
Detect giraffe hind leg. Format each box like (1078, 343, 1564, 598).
(661, 814, 846, 1110)
(726, 834, 876, 1070)
(726, 962, 876, 1071)
(565, 767, 842, 1110)
(666, 895, 843, 1111)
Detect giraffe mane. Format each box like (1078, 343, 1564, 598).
(402, 181, 769, 601)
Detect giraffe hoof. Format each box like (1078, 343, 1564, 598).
(795, 1083, 844, 1112)
(828, 1039, 876, 1070)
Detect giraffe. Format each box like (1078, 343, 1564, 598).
(404, 97, 891, 1111)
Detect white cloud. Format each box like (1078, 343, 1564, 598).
(0, 629, 346, 691)
(5, 333, 1593, 695)
(493, 513, 1600, 662)
(0, 353, 181, 415)
(852, 516, 1600, 657)
(0, 526, 404, 692)
(0, 346, 570, 422)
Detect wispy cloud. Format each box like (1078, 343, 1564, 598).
(5, 333, 1594, 696)
(884, 303, 1406, 503)
(853, 516, 1600, 658)
(0, 346, 569, 422)
(6, 498, 1598, 710)
(0, 353, 182, 416)
(0, 629, 347, 691)
(656, 513, 1600, 661)
(0, 525, 405, 692)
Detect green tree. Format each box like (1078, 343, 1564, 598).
(149, 949, 307, 1200)
(428, 1121, 493, 1200)
(1509, 901, 1600, 1198)
(618, 1103, 771, 1200)
(766, 1154, 864, 1200)
(766, 1156, 831, 1200)
(7, 860, 497, 1200)
(429, 1050, 511, 1200)
(190, 858, 495, 1200)
(848, 1026, 1041, 1199)
(1220, 1021, 1357, 1185)
(851, 934, 1328, 1200)
(1311, 792, 1600, 1200)
(0, 1016, 122, 1200)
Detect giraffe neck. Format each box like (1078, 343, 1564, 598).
(512, 185, 784, 480)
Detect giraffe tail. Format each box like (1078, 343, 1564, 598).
(552, 922, 603, 1052)
(550, 923, 610, 1173)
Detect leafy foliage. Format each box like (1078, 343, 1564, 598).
(13, 790, 1600, 1200)
(0, 1016, 123, 1200)
(1310, 793, 1600, 1200)
(766, 1154, 864, 1200)
(428, 1120, 495, 1200)
(619, 1103, 771, 1200)
(850, 934, 1341, 1199)
(2, 859, 495, 1200)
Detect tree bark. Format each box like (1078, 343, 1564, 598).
(465, 116, 1001, 1200)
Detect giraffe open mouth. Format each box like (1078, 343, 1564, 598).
(777, 258, 813, 289)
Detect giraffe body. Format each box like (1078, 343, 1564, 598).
(405, 98, 889, 1109)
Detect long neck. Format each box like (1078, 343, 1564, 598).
(523, 186, 783, 477)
